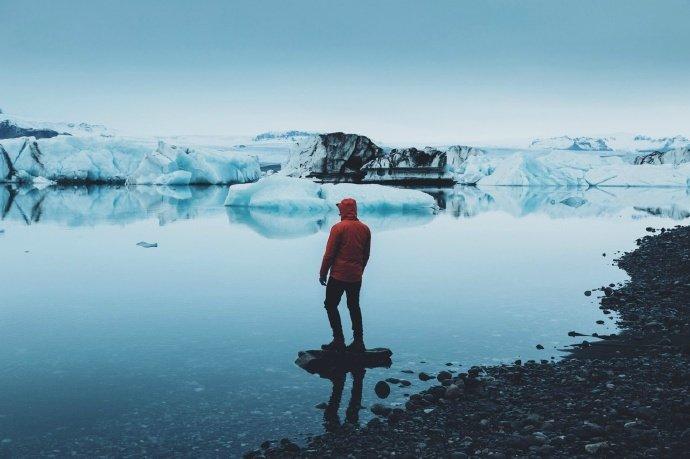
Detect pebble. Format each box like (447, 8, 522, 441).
(418, 372, 434, 381)
(374, 381, 391, 398)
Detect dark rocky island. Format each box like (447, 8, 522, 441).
(247, 225, 690, 457)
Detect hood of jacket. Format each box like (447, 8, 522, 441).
(337, 198, 358, 221)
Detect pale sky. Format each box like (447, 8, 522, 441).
(1, 0, 689, 144)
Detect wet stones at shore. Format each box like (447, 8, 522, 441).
(370, 403, 391, 417)
(249, 225, 690, 458)
(418, 372, 434, 381)
(374, 381, 390, 399)
(436, 370, 452, 382)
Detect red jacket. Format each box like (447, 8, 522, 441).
(320, 198, 371, 283)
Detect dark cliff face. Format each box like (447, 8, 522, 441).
(0, 120, 64, 140)
(309, 132, 383, 181)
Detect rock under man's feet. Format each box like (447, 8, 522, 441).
(321, 340, 346, 352)
(345, 339, 366, 353)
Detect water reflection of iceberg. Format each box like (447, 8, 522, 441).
(440, 186, 690, 220)
(0, 185, 228, 227)
(3, 185, 690, 234)
(226, 206, 436, 239)
(226, 207, 327, 239)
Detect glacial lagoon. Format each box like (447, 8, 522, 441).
(1, 184, 687, 456)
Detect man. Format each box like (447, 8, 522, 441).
(319, 198, 371, 353)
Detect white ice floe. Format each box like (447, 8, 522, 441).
(224, 176, 437, 213)
(0, 137, 261, 185)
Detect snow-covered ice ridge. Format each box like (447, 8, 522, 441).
(224, 176, 437, 213)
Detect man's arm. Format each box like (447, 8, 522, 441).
(362, 227, 371, 269)
(319, 225, 341, 284)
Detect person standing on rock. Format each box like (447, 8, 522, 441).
(319, 198, 371, 353)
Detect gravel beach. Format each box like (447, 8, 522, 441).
(248, 225, 690, 457)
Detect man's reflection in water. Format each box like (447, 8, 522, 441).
(322, 368, 365, 432)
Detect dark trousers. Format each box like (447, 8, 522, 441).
(324, 277, 363, 341)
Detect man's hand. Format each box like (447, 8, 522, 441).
(319, 275, 327, 286)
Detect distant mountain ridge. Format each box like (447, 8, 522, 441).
(529, 136, 613, 151)
(252, 130, 317, 142)
(0, 110, 112, 139)
(530, 134, 690, 152)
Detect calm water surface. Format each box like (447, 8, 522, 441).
(0, 185, 686, 456)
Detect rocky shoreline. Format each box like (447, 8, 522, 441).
(248, 225, 690, 457)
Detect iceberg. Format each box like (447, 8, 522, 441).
(460, 150, 690, 188)
(282, 132, 382, 181)
(0, 137, 260, 185)
(126, 141, 260, 185)
(361, 146, 481, 185)
(224, 176, 437, 213)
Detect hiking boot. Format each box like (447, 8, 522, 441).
(321, 339, 345, 352)
(345, 339, 366, 353)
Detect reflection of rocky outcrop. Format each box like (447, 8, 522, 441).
(283, 133, 483, 186)
(634, 147, 690, 165)
(0, 120, 63, 140)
